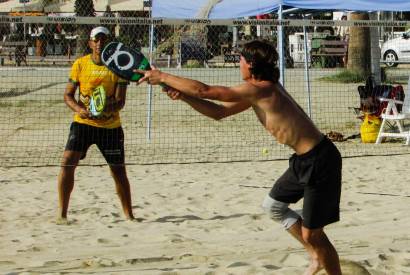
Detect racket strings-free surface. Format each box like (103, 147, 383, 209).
(101, 42, 150, 82)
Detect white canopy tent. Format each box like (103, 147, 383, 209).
(44, 0, 144, 13)
(152, 0, 410, 19)
(44, 0, 143, 13)
(0, 0, 145, 13)
(0, 0, 43, 12)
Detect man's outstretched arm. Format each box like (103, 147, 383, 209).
(165, 88, 251, 120)
(137, 68, 245, 102)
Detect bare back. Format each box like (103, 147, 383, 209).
(245, 81, 322, 155)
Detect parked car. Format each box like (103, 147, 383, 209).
(180, 38, 213, 65)
(381, 29, 410, 67)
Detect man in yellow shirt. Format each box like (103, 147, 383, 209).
(57, 26, 134, 223)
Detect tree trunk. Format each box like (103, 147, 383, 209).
(347, 12, 371, 75)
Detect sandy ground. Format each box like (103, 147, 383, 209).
(1, 64, 410, 275)
(1, 154, 410, 274)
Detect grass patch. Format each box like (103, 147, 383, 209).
(0, 102, 13, 107)
(383, 78, 407, 85)
(383, 74, 409, 85)
(15, 100, 36, 107)
(0, 100, 62, 108)
(182, 60, 204, 68)
(320, 69, 366, 83)
(344, 121, 358, 130)
(321, 67, 408, 85)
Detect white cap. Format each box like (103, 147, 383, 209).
(90, 26, 110, 39)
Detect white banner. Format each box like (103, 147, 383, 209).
(0, 15, 409, 27)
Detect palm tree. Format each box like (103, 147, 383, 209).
(347, 12, 371, 76)
(75, 0, 95, 55)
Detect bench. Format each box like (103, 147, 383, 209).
(223, 53, 240, 67)
(310, 40, 347, 68)
(0, 41, 28, 66)
(153, 55, 174, 68)
(203, 53, 240, 68)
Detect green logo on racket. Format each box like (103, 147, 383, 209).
(90, 85, 106, 117)
(131, 57, 150, 82)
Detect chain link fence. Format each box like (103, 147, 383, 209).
(0, 15, 410, 167)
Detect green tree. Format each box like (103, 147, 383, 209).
(75, 0, 95, 55)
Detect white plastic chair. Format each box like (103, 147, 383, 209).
(376, 76, 410, 145)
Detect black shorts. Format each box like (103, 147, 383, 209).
(269, 136, 342, 229)
(65, 122, 125, 165)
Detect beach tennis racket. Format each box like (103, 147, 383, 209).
(89, 85, 106, 117)
(101, 41, 151, 82)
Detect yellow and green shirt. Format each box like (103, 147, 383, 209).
(70, 54, 128, 129)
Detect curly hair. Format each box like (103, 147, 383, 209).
(241, 40, 280, 83)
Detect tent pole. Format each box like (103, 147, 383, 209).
(303, 20, 312, 118)
(23, 1, 26, 44)
(232, 26, 238, 47)
(278, 4, 285, 86)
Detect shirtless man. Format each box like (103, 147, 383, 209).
(136, 40, 342, 275)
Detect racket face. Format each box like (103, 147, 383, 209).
(101, 42, 151, 82)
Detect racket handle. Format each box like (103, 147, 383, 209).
(159, 83, 169, 90)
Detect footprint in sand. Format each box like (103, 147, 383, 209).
(218, 262, 263, 274)
(17, 246, 41, 253)
(177, 253, 209, 263)
(0, 260, 15, 266)
(280, 253, 307, 267)
(55, 217, 76, 225)
(111, 212, 120, 218)
(227, 262, 250, 268)
(153, 193, 167, 199)
(42, 260, 63, 267)
(317, 259, 371, 275)
(262, 264, 281, 270)
(97, 238, 110, 244)
(399, 257, 410, 267)
(122, 256, 173, 265)
(82, 257, 116, 268)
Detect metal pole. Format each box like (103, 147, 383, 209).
(303, 24, 312, 118)
(147, 9, 154, 141)
(23, 1, 26, 43)
(278, 5, 285, 85)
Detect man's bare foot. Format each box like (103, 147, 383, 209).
(303, 259, 323, 275)
(125, 217, 145, 222)
(56, 217, 70, 225)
